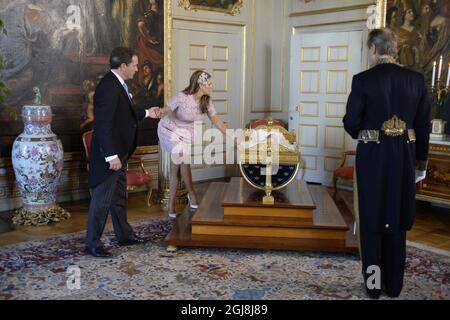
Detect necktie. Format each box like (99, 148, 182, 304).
(123, 83, 132, 101)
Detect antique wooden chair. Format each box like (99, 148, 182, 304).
(333, 150, 356, 198)
(82, 130, 153, 206)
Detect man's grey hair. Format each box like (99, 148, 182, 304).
(367, 28, 398, 57)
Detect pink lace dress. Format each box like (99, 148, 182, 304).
(157, 92, 217, 154)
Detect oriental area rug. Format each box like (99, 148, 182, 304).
(0, 219, 448, 300)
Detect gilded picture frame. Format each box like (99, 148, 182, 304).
(178, 0, 243, 16)
(165, 0, 173, 102)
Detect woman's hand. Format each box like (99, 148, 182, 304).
(148, 107, 161, 119)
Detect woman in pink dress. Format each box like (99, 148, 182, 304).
(155, 71, 228, 218)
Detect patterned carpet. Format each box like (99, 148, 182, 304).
(0, 219, 449, 300)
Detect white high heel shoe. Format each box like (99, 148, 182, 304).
(168, 212, 177, 219)
(187, 194, 198, 209)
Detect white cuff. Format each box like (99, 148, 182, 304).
(145, 109, 150, 118)
(105, 155, 118, 162)
(415, 170, 426, 183)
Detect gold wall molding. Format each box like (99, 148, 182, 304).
(178, 0, 243, 16)
(212, 45, 229, 62)
(189, 44, 208, 61)
(325, 102, 346, 119)
(378, 0, 387, 28)
(299, 124, 319, 148)
(300, 154, 318, 171)
(277, 0, 287, 114)
(173, 16, 246, 26)
(327, 70, 348, 94)
(212, 69, 229, 92)
(328, 45, 349, 62)
(298, 101, 320, 117)
(293, 18, 367, 30)
(249, 0, 256, 112)
(300, 70, 321, 94)
(301, 46, 321, 63)
(212, 99, 229, 115)
(325, 126, 345, 150)
(289, 3, 375, 17)
(165, 0, 174, 101)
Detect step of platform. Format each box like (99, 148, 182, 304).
(192, 182, 347, 238)
(221, 178, 315, 223)
(165, 179, 354, 253)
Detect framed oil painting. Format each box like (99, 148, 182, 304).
(0, 0, 165, 157)
(383, 0, 449, 78)
(178, 0, 243, 16)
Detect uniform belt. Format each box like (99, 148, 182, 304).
(358, 115, 416, 144)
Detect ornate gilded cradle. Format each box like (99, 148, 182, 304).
(238, 118, 300, 205)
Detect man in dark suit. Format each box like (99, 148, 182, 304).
(344, 28, 431, 299)
(85, 47, 160, 258)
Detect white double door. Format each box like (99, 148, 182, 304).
(289, 30, 363, 185)
(172, 21, 244, 181)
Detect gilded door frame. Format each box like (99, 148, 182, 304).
(164, 0, 173, 102)
(377, 0, 387, 28)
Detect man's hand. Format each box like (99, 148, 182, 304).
(148, 107, 161, 119)
(109, 158, 122, 171)
(415, 170, 426, 183)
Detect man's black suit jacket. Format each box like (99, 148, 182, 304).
(88, 71, 147, 188)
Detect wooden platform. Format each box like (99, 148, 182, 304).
(165, 178, 358, 253)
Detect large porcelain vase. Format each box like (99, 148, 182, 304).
(11, 104, 69, 225)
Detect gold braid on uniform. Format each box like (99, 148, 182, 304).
(12, 207, 71, 226)
(376, 55, 401, 66)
